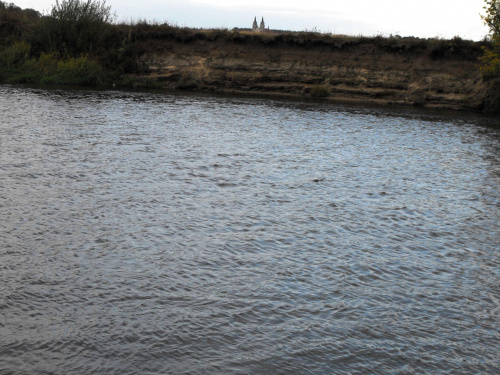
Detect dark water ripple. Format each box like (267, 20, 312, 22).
(1, 85, 500, 374)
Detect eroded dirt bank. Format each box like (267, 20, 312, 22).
(124, 37, 490, 111)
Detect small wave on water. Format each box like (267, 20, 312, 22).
(1, 85, 499, 374)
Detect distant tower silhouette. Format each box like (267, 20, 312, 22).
(252, 16, 268, 32)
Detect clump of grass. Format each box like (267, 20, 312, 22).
(0, 41, 31, 68)
(310, 85, 330, 98)
(0, 48, 106, 86)
(41, 55, 105, 85)
(0, 41, 34, 82)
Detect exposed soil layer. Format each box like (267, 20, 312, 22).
(125, 37, 489, 111)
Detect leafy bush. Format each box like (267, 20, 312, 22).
(480, 1, 500, 111)
(0, 40, 30, 67)
(30, 0, 115, 57)
(481, 1, 500, 73)
(480, 45, 500, 76)
(41, 55, 105, 85)
(0, 47, 105, 86)
(36, 52, 59, 75)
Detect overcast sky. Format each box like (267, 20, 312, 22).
(13, 0, 490, 40)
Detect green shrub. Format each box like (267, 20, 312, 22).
(0, 41, 30, 67)
(480, 43, 500, 76)
(30, 0, 115, 57)
(0, 40, 106, 85)
(41, 55, 105, 85)
(37, 53, 59, 75)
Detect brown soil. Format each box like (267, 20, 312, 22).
(123, 38, 487, 111)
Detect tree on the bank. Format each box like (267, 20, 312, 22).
(481, 0, 500, 74)
(31, 0, 115, 56)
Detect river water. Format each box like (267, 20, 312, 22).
(1, 85, 499, 374)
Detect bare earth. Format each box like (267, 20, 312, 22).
(126, 38, 486, 111)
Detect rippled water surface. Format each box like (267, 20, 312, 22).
(1, 85, 500, 374)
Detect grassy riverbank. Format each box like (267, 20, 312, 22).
(1, 0, 499, 112)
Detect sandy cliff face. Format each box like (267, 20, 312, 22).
(130, 39, 486, 110)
